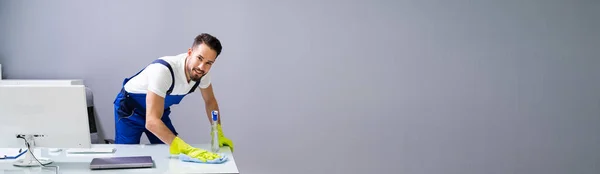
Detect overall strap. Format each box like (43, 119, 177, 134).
(151, 59, 176, 95)
(187, 80, 201, 94)
(128, 65, 146, 80)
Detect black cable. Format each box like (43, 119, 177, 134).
(18, 137, 60, 174)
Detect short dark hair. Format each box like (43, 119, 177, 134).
(193, 33, 222, 57)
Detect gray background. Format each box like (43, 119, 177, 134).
(1, 0, 599, 173)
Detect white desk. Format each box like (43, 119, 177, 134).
(0, 144, 239, 174)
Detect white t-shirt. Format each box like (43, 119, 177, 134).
(123, 53, 211, 98)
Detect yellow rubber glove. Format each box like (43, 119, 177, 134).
(212, 124, 235, 152)
(170, 137, 220, 162)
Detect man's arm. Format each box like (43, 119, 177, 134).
(200, 83, 235, 151)
(145, 91, 177, 145)
(200, 84, 220, 125)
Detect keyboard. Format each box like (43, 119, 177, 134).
(65, 148, 116, 154)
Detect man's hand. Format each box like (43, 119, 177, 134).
(145, 91, 176, 145)
(170, 137, 221, 162)
(213, 124, 235, 152)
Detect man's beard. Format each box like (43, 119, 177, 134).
(190, 68, 205, 81)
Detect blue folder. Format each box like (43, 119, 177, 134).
(0, 148, 27, 160)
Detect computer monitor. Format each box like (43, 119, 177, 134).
(0, 84, 92, 166)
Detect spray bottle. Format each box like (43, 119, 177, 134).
(211, 110, 220, 153)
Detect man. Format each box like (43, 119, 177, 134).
(113, 33, 234, 160)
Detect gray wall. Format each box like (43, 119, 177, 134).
(1, 0, 599, 173)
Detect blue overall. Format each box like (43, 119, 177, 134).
(113, 59, 201, 144)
